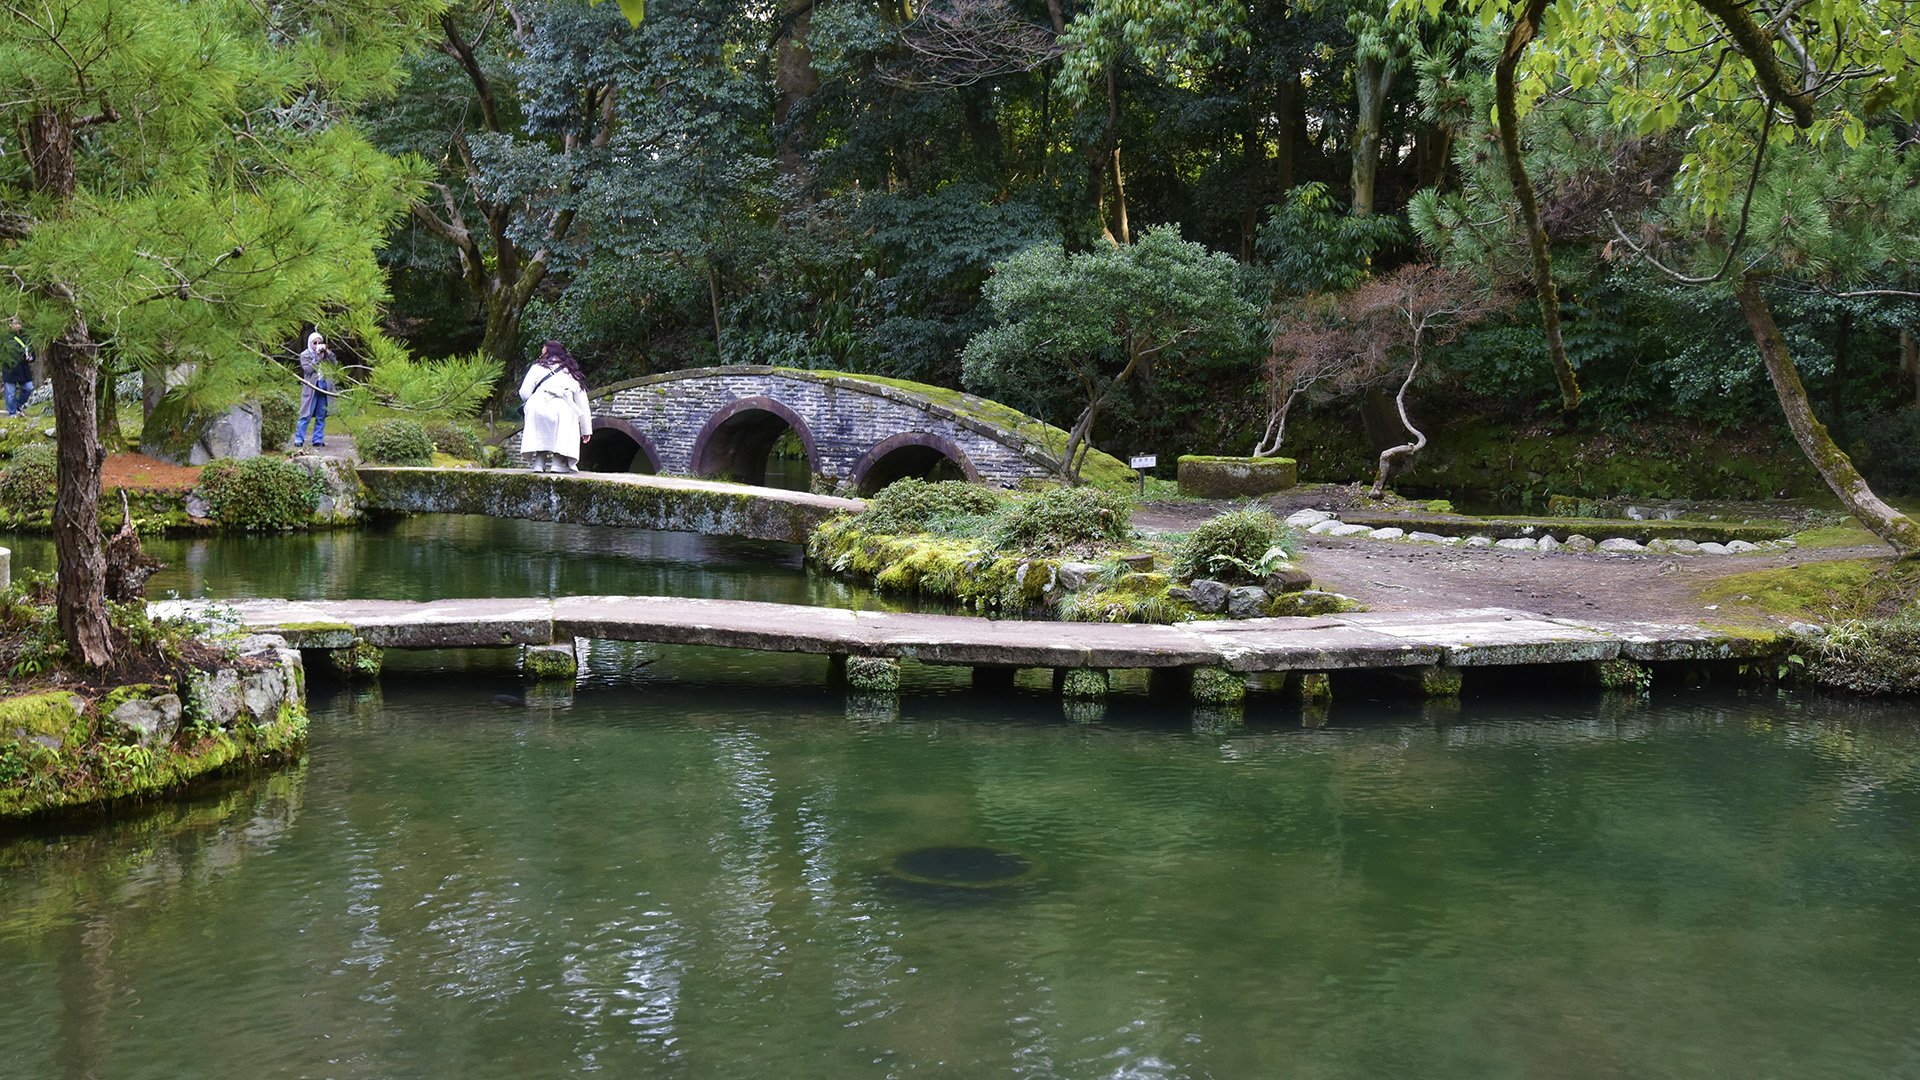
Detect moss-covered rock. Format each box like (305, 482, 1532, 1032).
(1191, 665, 1247, 705)
(845, 655, 900, 693)
(1177, 455, 1298, 498)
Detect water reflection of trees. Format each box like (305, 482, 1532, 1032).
(0, 765, 306, 1080)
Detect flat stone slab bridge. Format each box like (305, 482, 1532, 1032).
(160, 595, 1774, 696)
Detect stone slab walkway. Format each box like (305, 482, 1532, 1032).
(355, 468, 863, 545)
(153, 596, 1772, 673)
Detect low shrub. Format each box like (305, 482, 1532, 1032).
(861, 478, 1004, 535)
(1805, 609, 1920, 695)
(1171, 508, 1294, 582)
(986, 485, 1131, 555)
(426, 421, 484, 461)
(358, 418, 435, 466)
(0, 443, 56, 517)
(255, 389, 298, 450)
(196, 456, 321, 530)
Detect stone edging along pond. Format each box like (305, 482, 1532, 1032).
(1288, 509, 1797, 553)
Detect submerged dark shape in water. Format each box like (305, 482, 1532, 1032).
(494, 694, 527, 707)
(891, 845, 1035, 887)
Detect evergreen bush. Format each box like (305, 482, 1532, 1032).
(986, 486, 1131, 555)
(425, 421, 484, 461)
(255, 389, 298, 450)
(0, 443, 56, 516)
(1171, 508, 1295, 582)
(359, 419, 435, 466)
(196, 456, 322, 530)
(861, 478, 1004, 535)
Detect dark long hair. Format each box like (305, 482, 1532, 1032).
(537, 340, 584, 382)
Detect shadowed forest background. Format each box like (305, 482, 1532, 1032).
(362, 0, 1919, 506)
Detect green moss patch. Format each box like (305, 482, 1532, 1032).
(1697, 558, 1918, 621)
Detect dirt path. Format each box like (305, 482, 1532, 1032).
(1292, 535, 1888, 626)
(1132, 489, 1891, 627)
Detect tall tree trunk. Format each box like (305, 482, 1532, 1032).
(49, 320, 113, 667)
(479, 287, 525, 382)
(1830, 308, 1851, 442)
(1903, 328, 1919, 408)
(1276, 75, 1301, 193)
(1350, 56, 1391, 215)
(774, 0, 821, 180)
(1736, 279, 1920, 559)
(33, 105, 113, 666)
(1496, 0, 1581, 413)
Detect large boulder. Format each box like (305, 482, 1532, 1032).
(142, 393, 265, 466)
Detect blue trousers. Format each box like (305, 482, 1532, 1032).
(296, 411, 327, 445)
(3, 380, 29, 415)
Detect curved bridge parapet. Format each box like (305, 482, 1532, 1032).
(356, 467, 862, 545)
(497, 367, 1133, 492)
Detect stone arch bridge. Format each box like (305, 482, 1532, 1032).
(501, 367, 1125, 493)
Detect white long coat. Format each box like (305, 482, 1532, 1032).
(518, 362, 592, 457)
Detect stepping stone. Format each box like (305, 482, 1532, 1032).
(1725, 540, 1760, 553)
(1537, 536, 1561, 553)
(1697, 542, 1731, 555)
(1598, 538, 1647, 553)
(1368, 527, 1405, 540)
(1286, 509, 1335, 528)
(1463, 535, 1494, 548)
(1564, 534, 1597, 552)
(1307, 519, 1344, 535)
(1494, 538, 1537, 551)
(1407, 531, 1451, 544)
(1326, 523, 1374, 537)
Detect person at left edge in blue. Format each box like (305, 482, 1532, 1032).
(2, 316, 32, 416)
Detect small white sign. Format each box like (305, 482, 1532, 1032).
(1129, 455, 1158, 470)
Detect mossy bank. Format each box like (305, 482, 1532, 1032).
(1, 635, 307, 821)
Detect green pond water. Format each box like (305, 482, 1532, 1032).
(4, 676, 1920, 1079)
(6, 518, 1920, 1077)
(0, 515, 911, 610)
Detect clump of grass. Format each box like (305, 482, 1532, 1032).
(1171, 508, 1294, 582)
(861, 478, 1005, 535)
(1697, 558, 1917, 621)
(1803, 607, 1920, 695)
(986, 486, 1131, 556)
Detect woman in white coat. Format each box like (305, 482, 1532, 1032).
(518, 340, 593, 472)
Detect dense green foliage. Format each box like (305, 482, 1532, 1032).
(425, 421, 485, 461)
(0, 444, 56, 520)
(351, 0, 1920, 507)
(256, 390, 300, 452)
(359, 419, 437, 467)
(196, 458, 323, 531)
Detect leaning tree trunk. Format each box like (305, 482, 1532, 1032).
(1370, 352, 1429, 499)
(1496, 0, 1581, 414)
(48, 319, 114, 667)
(1735, 279, 1920, 559)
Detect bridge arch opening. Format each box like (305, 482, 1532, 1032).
(690, 396, 818, 490)
(853, 433, 982, 495)
(580, 416, 660, 475)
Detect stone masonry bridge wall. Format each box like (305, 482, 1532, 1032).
(501, 367, 1098, 492)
